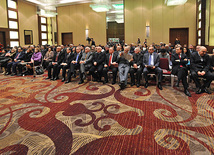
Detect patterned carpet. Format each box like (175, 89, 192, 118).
(0, 73, 214, 155)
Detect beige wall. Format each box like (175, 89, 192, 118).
(125, 0, 197, 46)
(0, 0, 8, 28)
(209, 0, 214, 46)
(57, 3, 106, 46)
(18, 0, 39, 46)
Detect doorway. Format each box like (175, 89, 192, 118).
(62, 33, 73, 45)
(170, 28, 189, 47)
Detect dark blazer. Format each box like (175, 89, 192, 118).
(62, 52, 75, 65)
(131, 53, 143, 67)
(190, 52, 210, 73)
(22, 52, 33, 62)
(14, 51, 25, 61)
(209, 55, 214, 71)
(93, 52, 106, 66)
(171, 53, 188, 75)
(105, 52, 118, 66)
(52, 51, 65, 64)
(72, 52, 82, 64)
(143, 52, 160, 68)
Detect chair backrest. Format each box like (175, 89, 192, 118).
(159, 58, 169, 70)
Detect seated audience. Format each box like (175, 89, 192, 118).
(103, 47, 118, 85)
(89, 46, 105, 82)
(7, 47, 25, 76)
(65, 46, 82, 84)
(190, 46, 214, 94)
(171, 46, 191, 97)
(79, 47, 93, 84)
(43, 47, 53, 70)
(130, 47, 143, 87)
(5, 48, 17, 75)
(117, 46, 133, 89)
(143, 46, 163, 90)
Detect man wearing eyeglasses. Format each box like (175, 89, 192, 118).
(190, 46, 214, 94)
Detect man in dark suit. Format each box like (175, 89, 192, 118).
(46, 46, 65, 80)
(130, 47, 143, 87)
(190, 46, 214, 94)
(57, 48, 74, 82)
(143, 46, 163, 90)
(103, 47, 118, 84)
(89, 46, 105, 82)
(65, 46, 82, 84)
(7, 47, 25, 76)
(79, 47, 93, 84)
(210, 50, 214, 72)
(171, 46, 191, 97)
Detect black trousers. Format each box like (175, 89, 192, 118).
(103, 66, 118, 82)
(130, 67, 142, 84)
(191, 70, 214, 88)
(89, 65, 103, 81)
(67, 63, 79, 81)
(143, 67, 163, 83)
(47, 63, 59, 78)
(57, 64, 70, 79)
(175, 67, 188, 90)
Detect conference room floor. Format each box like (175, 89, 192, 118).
(0, 73, 214, 154)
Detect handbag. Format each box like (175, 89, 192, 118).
(35, 67, 44, 75)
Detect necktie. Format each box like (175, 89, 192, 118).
(109, 54, 112, 66)
(179, 54, 183, 67)
(76, 54, 79, 62)
(16, 53, 20, 59)
(55, 53, 59, 62)
(149, 54, 152, 65)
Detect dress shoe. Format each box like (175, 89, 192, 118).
(78, 80, 84, 84)
(157, 83, 163, 90)
(137, 83, 140, 88)
(131, 83, 135, 87)
(120, 81, 125, 90)
(184, 89, 191, 97)
(6, 72, 11, 75)
(17, 73, 22, 76)
(65, 80, 71, 84)
(103, 80, 108, 84)
(54, 77, 59, 81)
(46, 77, 51, 80)
(11, 73, 16, 76)
(61, 78, 65, 82)
(50, 78, 54, 81)
(144, 82, 148, 88)
(196, 88, 202, 94)
(204, 88, 211, 94)
(112, 81, 116, 85)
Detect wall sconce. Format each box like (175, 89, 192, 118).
(146, 26, 150, 38)
(85, 29, 89, 39)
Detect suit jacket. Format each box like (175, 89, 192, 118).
(80, 51, 93, 67)
(52, 51, 65, 64)
(143, 52, 160, 68)
(14, 51, 25, 61)
(171, 53, 188, 75)
(23, 52, 33, 62)
(93, 52, 106, 66)
(190, 52, 210, 73)
(130, 53, 143, 67)
(72, 52, 82, 64)
(105, 52, 118, 67)
(62, 52, 75, 65)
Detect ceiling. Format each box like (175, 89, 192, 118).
(22, 0, 124, 23)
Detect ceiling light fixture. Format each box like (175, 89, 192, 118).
(90, 0, 112, 12)
(165, 0, 188, 6)
(37, 9, 58, 17)
(112, 4, 123, 10)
